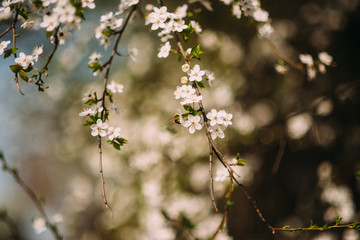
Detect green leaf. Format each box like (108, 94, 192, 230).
(10, 167, 18, 175)
(335, 217, 343, 225)
(322, 224, 328, 230)
(236, 152, 240, 160)
(9, 64, 22, 73)
(226, 201, 235, 209)
(85, 98, 96, 105)
(71, 0, 82, 8)
(39, 196, 46, 205)
(88, 62, 102, 73)
(183, 105, 194, 112)
(237, 160, 246, 166)
(108, 91, 113, 103)
(101, 29, 113, 37)
(191, 44, 201, 60)
(11, 47, 18, 54)
(88, 62, 101, 69)
(180, 212, 195, 230)
(45, 31, 54, 39)
(23, 66, 33, 72)
(161, 210, 172, 221)
(76, 9, 85, 20)
(19, 70, 29, 82)
(19, 10, 29, 20)
(4, 49, 12, 59)
(350, 223, 360, 229)
(283, 225, 290, 229)
(109, 137, 127, 150)
(309, 220, 319, 228)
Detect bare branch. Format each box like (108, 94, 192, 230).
(0, 152, 63, 240)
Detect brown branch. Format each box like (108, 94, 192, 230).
(272, 135, 286, 174)
(0, 208, 25, 240)
(265, 39, 304, 72)
(0, 25, 12, 39)
(167, 10, 271, 235)
(0, 152, 63, 240)
(210, 171, 233, 239)
(35, 26, 60, 92)
(310, 114, 321, 145)
(10, 12, 24, 95)
(209, 142, 218, 212)
(97, 3, 139, 215)
(269, 222, 360, 234)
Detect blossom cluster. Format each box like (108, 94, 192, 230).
(79, 82, 125, 149)
(174, 64, 232, 140)
(145, 4, 202, 58)
(219, 0, 269, 21)
(219, 0, 274, 40)
(95, 0, 138, 49)
(299, 52, 333, 80)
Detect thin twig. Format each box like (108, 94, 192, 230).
(35, 26, 60, 91)
(97, 3, 139, 215)
(310, 114, 321, 145)
(272, 136, 286, 174)
(0, 153, 63, 240)
(265, 39, 303, 72)
(10, 11, 24, 95)
(0, 208, 25, 240)
(210, 171, 233, 239)
(0, 25, 12, 38)
(209, 142, 218, 212)
(269, 222, 360, 234)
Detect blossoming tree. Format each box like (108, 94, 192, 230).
(1, 0, 360, 239)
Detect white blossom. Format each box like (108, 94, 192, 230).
(107, 126, 121, 140)
(318, 52, 333, 66)
(0, 40, 11, 55)
(182, 115, 203, 134)
(158, 41, 171, 58)
(82, 0, 95, 9)
(15, 52, 34, 69)
(107, 81, 124, 93)
(257, 23, 273, 39)
(21, 21, 34, 29)
(90, 119, 108, 137)
(32, 217, 46, 234)
(188, 64, 205, 82)
(88, 52, 102, 64)
(32, 45, 43, 62)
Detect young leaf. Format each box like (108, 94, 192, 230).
(226, 201, 235, 209)
(183, 105, 194, 112)
(4, 49, 12, 59)
(322, 224, 328, 230)
(85, 98, 96, 105)
(9, 64, 22, 73)
(19, 70, 29, 82)
(45, 31, 54, 39)
(237, 160, 246, 166)
(335, 217, 343, 225)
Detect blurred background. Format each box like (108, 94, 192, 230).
(0, 0, 360, 239)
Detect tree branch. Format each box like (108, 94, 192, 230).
(0, 152, 63, 240)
